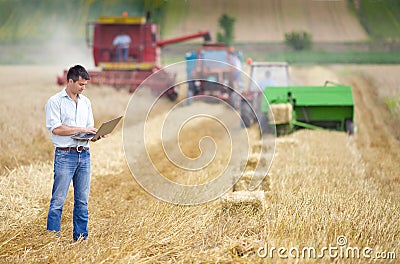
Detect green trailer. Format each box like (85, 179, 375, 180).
(261, 81, 355, 135)
(240, 62, 355, 136)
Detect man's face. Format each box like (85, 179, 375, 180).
(68, 76, 88, 94)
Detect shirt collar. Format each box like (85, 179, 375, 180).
(62, 88, 80, 100)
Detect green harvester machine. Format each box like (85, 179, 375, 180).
(261, 81, 355, 135)
(241, 62, 355, 136)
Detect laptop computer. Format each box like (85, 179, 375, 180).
(71, 116, 123, 141)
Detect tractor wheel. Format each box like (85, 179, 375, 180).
(259, 114, 270, 134)
(230, 91, 241, 110)
(240, 101, 254, 128)
(345, 119, 354, 135)
(166, 89, 178, 102)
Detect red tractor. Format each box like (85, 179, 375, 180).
(185, 43, 243, 107)
(57, 12, 210, 101)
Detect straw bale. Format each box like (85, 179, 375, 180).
(251, 141, 262, 153)
(268, 103, 292, 124)
(220, 190, 267, 215)
(234, 170, 270, 192)
(276, 137, 299, 146)
(240, 153, 268, 171)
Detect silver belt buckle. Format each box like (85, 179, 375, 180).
(76, 146, 83, 153)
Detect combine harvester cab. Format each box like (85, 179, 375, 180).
(241, 61, 355, 136)
(56, 12, 210, 101)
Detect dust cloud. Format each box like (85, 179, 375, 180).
(36, 19, 94, 68)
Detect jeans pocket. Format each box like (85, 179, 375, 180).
(54, 150, 71, 165)
(55, 149, 69, 157)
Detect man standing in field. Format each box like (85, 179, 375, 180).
(45, 65, 102, 242)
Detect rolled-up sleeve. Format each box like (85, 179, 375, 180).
(45, 98, 62, 132)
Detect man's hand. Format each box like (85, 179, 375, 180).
(91, 134, 108, 142)
(53, 125, 97, 136)
(84, 127, 97, 134)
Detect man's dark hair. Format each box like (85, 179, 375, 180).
(66, 65, 90, 82)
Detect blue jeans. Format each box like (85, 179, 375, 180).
(47, 149, 91, 241)
(116, 47, 129, 61)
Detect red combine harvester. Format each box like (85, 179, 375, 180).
(57, 13, 210, 101)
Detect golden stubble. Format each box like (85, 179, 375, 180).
(0, 65, 399, 263)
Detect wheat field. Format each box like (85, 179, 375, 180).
(163, 0, 368, 42)
(0, 65, 399, 263)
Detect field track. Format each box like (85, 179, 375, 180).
(0, 65, 399, 262)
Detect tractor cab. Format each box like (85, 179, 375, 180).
(186, 43, 243, 105)
(240, 61, 291, 126)
(248, 61, 290, 92)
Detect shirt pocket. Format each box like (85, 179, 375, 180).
(76, 101, 90, 127)
(60, 100, 77, 126)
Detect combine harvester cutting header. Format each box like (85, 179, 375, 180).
(57, 12, 210, 101)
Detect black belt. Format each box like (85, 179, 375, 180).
(56, 146, 89, 152)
